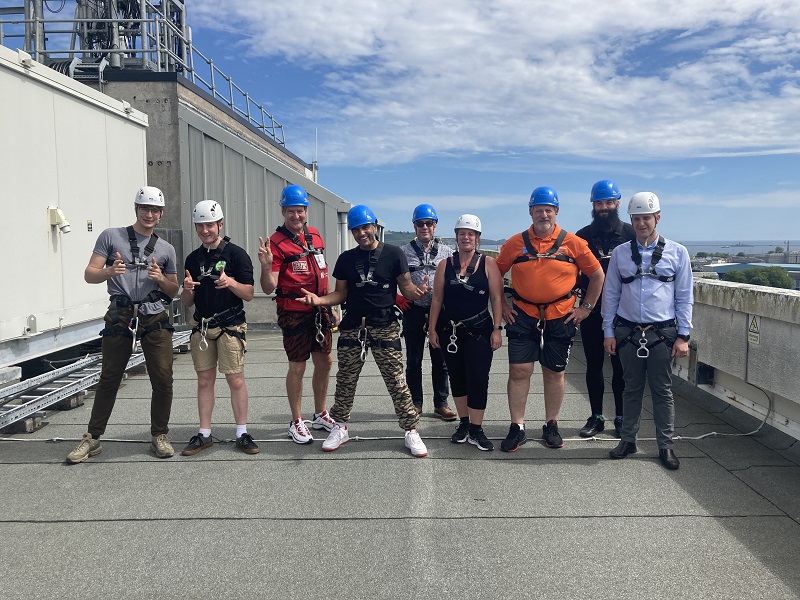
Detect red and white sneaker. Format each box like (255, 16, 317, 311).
(322, 424, 349, 452)
(311, 410, 337, 432)
(404, 429, 428, 458)
(288, 419, 314, 444)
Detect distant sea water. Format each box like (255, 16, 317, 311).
(481, 240, 799, 256)
(677, 240, 800, 256)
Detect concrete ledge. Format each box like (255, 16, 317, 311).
(694, 279, 800, 324)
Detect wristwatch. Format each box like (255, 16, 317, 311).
(493, 325, 503, 330)
(581, 302, 593, 310)
(677, 334, 690, 342)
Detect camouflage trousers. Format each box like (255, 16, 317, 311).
(330, 321, 420, 430)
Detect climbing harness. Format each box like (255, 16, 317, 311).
(355, 243, 389, 288)
(192, 305, 246, 352)
(105, 226, 159, 269)
(614, 316, 677, 359)
(197, 236, 230, 281)
(448, 251, 485, 295)
(512, 229, 575, 266)
(408, 238, 440, 274)
(620, 237, 675, 284)
(273, 224, 326, 299)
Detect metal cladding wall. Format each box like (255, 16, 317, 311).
(0, 45, 149, 367)
(178, 102, 350, 324)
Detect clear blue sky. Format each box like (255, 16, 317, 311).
(8, 1, 800, 242)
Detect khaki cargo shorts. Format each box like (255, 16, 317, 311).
(190, 322, 247, 374)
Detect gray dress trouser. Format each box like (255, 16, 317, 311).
(615, 324, 677, 449)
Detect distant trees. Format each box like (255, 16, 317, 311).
(722, 266, 793, 289)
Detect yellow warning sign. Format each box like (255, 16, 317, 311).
(748, 315, 760, 345)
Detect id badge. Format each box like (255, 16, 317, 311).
(314, 253, 327, 269)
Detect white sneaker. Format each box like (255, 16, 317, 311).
(322, 424, 349, 452)
(404, 429, 428, 457)
(288, 419, 314, 444)
(311, 409, 337, 432)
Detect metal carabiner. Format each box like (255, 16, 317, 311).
(128, 304, 139, 352)
(537, 319, 545, 351)
(636, 329, 650, 359)
(447, 321, 459, 354)
(314, 311, 325, 344)
(357, 325, 368, 362)
(128, 317, 139, 352)
(198, 318, 210, 351)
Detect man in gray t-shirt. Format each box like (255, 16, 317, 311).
(66, 186, 179, 464)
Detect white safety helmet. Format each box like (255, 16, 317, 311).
(193, 200, 224, 223)
(627, 192, 660, 215)
(134, 186, 165, 207)
(454, 214, 482, 234)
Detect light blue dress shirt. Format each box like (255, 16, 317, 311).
(602, 236, 693, 338)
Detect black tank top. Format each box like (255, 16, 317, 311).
(440, 253, 491, 330)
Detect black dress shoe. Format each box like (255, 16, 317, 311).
(659, 448, 680, 470)
(609, 441, 638, 459)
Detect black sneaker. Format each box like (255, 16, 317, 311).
(467, 427, 494, 452)
(236, 432, 260, 455)
(579, 415, 605, 437)
(500, 423, 527, 452)
(181, 433, 213, 456)
(542, 420, 564, 448)
(451, 419, 470, 444)
(614, 416, 623, 438)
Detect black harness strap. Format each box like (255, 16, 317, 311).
(107, 225, 160, 267)
(614, 315, 676, 351)
(408, 238, 440, 273)
(355, 242, 388, 288)
(507, 228, 581, 321)
(191, 305, 247, 344)
(621, 237, 674, 284)
(512, 229, 575, 265)
(274, 224, 324, 298)
(337, 336, 402, 350)
(448, 251, 485, 295)
(197, 236, 230, 280)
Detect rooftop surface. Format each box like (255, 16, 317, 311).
(2, 329, 800, 599)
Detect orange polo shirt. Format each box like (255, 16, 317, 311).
(497, 224, 601, 320)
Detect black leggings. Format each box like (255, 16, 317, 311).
(579, 310, 623, 416)
(438, 328, 493, 411)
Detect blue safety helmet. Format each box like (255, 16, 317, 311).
(529, 186, 559, 208)
(590, 180, 621, 203)
(412, 204, 438, 223)
(280, 185, 309, 207)
(347, 205, 378, 230)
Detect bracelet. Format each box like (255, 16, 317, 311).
(493, 325, 503, 330)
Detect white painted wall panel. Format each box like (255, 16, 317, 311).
(0, 45, 148, 357)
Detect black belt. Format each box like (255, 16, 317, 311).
(615, 315, 676, 329)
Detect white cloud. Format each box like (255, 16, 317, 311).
(190, 1, 800, 166)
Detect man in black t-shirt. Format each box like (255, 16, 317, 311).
(299, 205, 433, 458)
(575, 180, 635, 438)
(180, 201, 258, 456)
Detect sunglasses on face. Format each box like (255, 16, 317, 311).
(415, 220, 435, 228)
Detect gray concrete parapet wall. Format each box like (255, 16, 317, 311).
(689, 279, 800, 438)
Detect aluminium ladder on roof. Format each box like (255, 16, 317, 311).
(0, 331, 191, 430)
